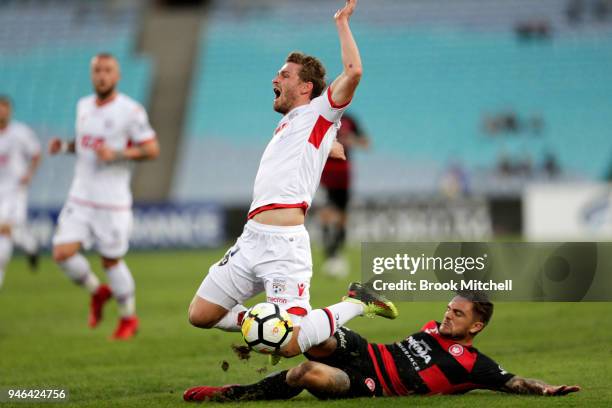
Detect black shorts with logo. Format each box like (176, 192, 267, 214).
(304, 327, 383, 398)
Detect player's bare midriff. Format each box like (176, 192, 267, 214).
(252, 207, 305, 226)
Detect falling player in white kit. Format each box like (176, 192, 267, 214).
(188, 0, 396, 359)
(0, 96, 42, 288)
(48, 54, 160, 339)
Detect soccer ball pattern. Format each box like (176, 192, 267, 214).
(241, 302, 293, 354)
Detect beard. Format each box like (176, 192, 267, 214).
(273, 89, 297, 114)
(95, 84, 115, 101)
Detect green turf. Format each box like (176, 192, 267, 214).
(0, 247, 610, 407)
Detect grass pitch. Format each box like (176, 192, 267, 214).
(0, 247, 610, 407)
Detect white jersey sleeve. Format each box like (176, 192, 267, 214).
(127, 104, 155, 144)
(309, 87, 351, 124)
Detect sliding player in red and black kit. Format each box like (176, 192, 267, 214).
(184, 290, 580, 401)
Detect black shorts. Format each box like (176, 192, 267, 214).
(305, 327, 382, 398)
(325, 188, 350, 212)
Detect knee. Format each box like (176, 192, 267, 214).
(286, 362, 320, 387)
(188, 302, 219, 329)
(101, 257, 120, 269)
(53, 246, 76, 263)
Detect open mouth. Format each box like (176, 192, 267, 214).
(273, 88, 281, 99)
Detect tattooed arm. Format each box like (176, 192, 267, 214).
(501, 376, 580, 396)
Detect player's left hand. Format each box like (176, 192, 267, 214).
(334, 0, 357, 22)
(329, 140, 346, 160)
(95, 144, 119, 162)
(544, 384, 581, 396)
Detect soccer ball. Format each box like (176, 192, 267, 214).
(241, 302, 293, 354)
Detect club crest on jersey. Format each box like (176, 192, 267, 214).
(274, 122, 288, 135)
(448, 344, 464, 357)
(272, 278, 286, 294)
(407, 336, 432, 364)
(364, 378, 376, 392)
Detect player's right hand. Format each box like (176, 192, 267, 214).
(48, 138, 63, 155)
(334, 0, 357, 22)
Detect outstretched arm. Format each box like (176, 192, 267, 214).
(329, 0, 362, 107)
(501, 376, 580, 396)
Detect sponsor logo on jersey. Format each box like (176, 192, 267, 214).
(336, 328, 347, 349)
(80, 135, 105, 150)
(272, 278, 286, 294)
(365, 378, 376, 392)
(267, 296, 288, 304)
(397, 341, 422, 371)
(448, 344, 464, 356)
(407, 336, 432, 364)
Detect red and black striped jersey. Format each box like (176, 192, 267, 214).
(367, 320, 514, 396)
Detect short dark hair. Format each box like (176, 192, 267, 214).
(286, 51, 326, 99)
(456, 290, 494, 326)
(95, 52, 116, 60)
(0, 95, 12, 107)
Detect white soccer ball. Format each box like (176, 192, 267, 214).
(241, 302, 293, 354)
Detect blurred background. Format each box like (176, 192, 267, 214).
(2, 0, 612, 249)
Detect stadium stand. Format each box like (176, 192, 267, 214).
(173, 0, 612, 203)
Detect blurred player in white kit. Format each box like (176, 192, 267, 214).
(48, 53, 159, 340)
(0, 96, 42, 289)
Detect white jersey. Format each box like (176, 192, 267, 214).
(0, 121, 40, 195)
(67, 93, 155, 209)
(248, 88, 350, 218)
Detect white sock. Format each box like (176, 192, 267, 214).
(213, 304, 248, 332)
(0, 235, 12, 288)
(59, 253, 100, 294)
(105, 260, 135, 317)
(297, 301, 364, 353)
(12, 226, 38, 255)
(326, 301, 364, 326)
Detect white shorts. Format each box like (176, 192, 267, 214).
(0, 188, 28, 226)
(197, 220, 313, 323)
(52, 200, 133, 259)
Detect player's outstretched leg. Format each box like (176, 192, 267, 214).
(184, 370, 302, 402)
(184, 362, 351, 402)
(277, 282, 398, 359)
